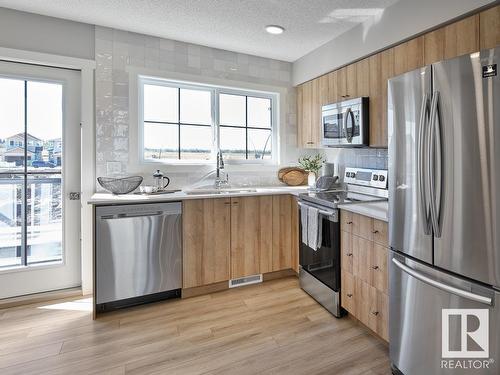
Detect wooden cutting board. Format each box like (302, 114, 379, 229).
(278, 167, 307, 186)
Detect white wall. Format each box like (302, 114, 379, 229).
(293, 0, 495, 85)
(0, 7, 94, 60)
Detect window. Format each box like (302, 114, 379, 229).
(140, 77, 276, 163)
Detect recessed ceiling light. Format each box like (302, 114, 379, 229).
(265, 25, 285, 35)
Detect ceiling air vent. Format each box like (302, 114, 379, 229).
(229, 274, 263, 288)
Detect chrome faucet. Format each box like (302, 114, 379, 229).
(215, 151, 229, 188)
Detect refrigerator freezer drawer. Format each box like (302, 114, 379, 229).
(390, 250, 500, 375)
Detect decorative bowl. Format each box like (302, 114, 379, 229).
(97, 176, 143, 194)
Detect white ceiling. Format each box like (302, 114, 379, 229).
(0, 0, 400, 62)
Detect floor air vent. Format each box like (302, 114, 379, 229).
(229, 274, 263, 288)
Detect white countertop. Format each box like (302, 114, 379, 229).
(88, 185, 308, 205)
(338, 201, 389, 222)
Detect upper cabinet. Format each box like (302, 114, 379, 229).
(424, 14, 479, 65)
(480, 5, 500, 50)
(296, 5, 498, 150)
(297, 80, 320, 148)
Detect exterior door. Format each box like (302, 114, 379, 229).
(0, 61, 81, 298)
(432, 48, 500, 288)
(388, 66, 433, 263)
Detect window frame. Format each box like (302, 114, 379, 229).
(138, 76, 278, 165)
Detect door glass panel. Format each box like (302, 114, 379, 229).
(26, 175, 62, 265)
(0, 77, 25, 172)
(26, 81, 62, 172)
(0, 175, 23, 268)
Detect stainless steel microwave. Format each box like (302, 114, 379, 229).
(321, 97, 369, 147)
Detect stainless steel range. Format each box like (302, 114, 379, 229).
(298, 167, 388, 317)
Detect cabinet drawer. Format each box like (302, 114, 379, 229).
(353, 235, 372, 283)
(341, 211, 353, 233)
(372, 244, 388, 293)
(356, 279, 388, 341)
(341, 270, 356, 315)
(372, 219, 388, 247)
(341, 230, 353, 274)
(352, 213, 373, 241)
(368, 288, 388, 341)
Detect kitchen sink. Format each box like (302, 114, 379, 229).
(183, 188, 257, 195)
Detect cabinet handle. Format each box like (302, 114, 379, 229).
(346, 221, 353, 225)
(371, 311, 379, 316)
(224, 202, 231, 205)
(346, 253, 353, 257)
(372, 230, 379, 234)
(372, 265, 379, 270)
(306, 141, 314, 145)
(347, 293, 353, 298)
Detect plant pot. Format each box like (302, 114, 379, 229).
(307, 171, 317, 189)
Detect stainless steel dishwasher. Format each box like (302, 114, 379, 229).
(95, 202, 182, 312)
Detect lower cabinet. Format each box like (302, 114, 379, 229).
(183, 198, 231, 289)
(183, 195, 297, 289)
(340, 210, 389, 341)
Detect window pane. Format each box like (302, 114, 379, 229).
(0, 78, 25, 173)
(248, 129, 272, 160)
(144, 84, 178, 122)
(143, 122, 179, 160)
(180, 125, 213, 160)
(27, 81, 63, 172)
(220, 127, 246, 160)
(180, 89, 211, 125)
(219, 94, 245, 126)
(0, 175, 23, 268)
(27, 174, 62, 265)
(248, 97, 271, 128)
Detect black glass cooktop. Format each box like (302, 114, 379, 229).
(299, 189, 386, 209)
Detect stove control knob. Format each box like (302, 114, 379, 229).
(372, 175, 379, 181)
(379, 175, 385, 182)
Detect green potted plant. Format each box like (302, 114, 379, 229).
(298, 153, 325, 189)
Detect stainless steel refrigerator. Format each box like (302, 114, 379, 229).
(388, 47, 500, 374)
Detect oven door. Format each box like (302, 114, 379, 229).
(298, 202, 340, 292)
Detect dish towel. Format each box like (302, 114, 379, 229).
(301, 205, 308, 245)
(307, 207, 322, 251)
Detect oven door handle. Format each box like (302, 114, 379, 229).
(298, 201, 336, 217)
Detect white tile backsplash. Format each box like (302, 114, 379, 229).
(95, 26, 298, 190)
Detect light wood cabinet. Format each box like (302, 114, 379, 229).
(327, 70, 338, 104)
(368, 53, 383, 147)
(272, 195, 294, 271)
(480, 5, 500, 49)
(230, 196, 273, 278)
(394, 36, 424, 76)
(297, 79, 320, 148)
(183, 195, 297, 289)
(340, 210, 389, 341)
(356, 58, 370, 97)
(424, 14, 480, 65)
(183, 198, 231, 288)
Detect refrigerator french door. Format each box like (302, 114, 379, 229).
(388, 47, 500, 374)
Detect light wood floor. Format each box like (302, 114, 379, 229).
(0, 277, 390, 375)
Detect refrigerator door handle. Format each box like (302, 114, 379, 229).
(391, 258, 492, 305)
(418, 92, 432, 235)
(429, 91, 442, 237)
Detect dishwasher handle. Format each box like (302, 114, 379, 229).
(99, 211, 170, 220)
(392, 258, 492, 306)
